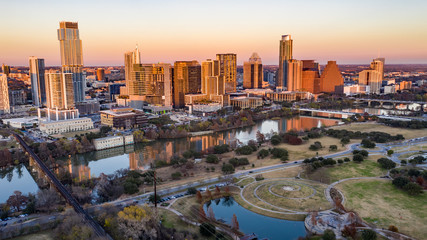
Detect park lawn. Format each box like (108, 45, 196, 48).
(392, 142, 427, 153)
(10, 230, 54, 240)
(329, 122, 427, 140)
(336, 179, 427, 240)
(53, 128, 100, 138)
(261, 165, 302, 179)
(158, 208, 210, 239)
(282, 136, 348, 161)
(304, 156, 387, 184)
(236, 177, 255, 187)
(241, 179, 332, 213)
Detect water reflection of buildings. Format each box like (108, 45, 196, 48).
(68, 159, 91, 181)
(277, 117, 337, 132)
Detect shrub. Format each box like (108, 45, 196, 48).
(392, 176, 409, 188)
(229, 158, 249, 167)
(359, 150, 369, 157)
(377, 158, 396, 169)
(344, 157, 350, 162)
(187, 187, 197, 195)
(322, 229, 336, 240)
(408, 169, 421, 177)
(235, 145, 254, 155)
(206, 154, 219, 164)
(337, 159, 343, 164)
(387, 150, 394, 156)
(182, 150, 194, 159)
(361, 139, 376, 148)
(222, 163, 235, 174)
(123, 182, 138, 195)
(271, 148, 288, 159)
(257, 149, 269, 159)
(400, 160, 407, 165)
(213, 144, 230, 154)
(360, 229, 377, 240)
(255, 174, 264, 181)
(403, 182, 423, 196)
(353, 154, 364, 163)
(329, 145, 338, 151)
(270, 135, 282, 145)
(388, 225, 398, 232)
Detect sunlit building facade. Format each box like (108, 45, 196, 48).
(243, 53, 263, 89)
(358, 69, 381, 94)
(45, 70, 74, 109)
(277, 35, 293, 89)
(57, 21, 85, 103)
(287, 59, 303, 91)
(124, 46, 141, 95)
(173, 61, 201, 108)
(0, 73, 10, 114)
(29, 57, 46, 107)
(216, 54, 237, 93)
(319, 61, 344, 93)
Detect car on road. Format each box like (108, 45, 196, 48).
(248, 171, 253, 173)
(294, 161, 298, 163)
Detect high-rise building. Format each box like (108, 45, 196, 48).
(216, 54, 237, 93)
(128, 63, 172, 107)
(45, 69, 74, 109)
(124, 46, 141, 95)
(0, 73, 10, 114)
(286, 59, 303, 91)
(277, 35, 293, 89)
(359, 69, 382, 94)
(243, 53, 263, 89)
(201, 59, 221, 95)
(301, 60, 320, 93)
(173, 61, 201, 108)
(319, 61, 344, 93)
(58, 21, 85, 103)
(2, 64, 10, 76)
(29, 57, 46, 107)
(96, 68, 105, 81)
(370, 58, 385, 81)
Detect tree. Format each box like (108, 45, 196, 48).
(117, 205, 159, 240)
(207, 206, 215, 221)
(124, 181, 139, 195)
(353, 154, 364, 163)
(340, 137, 350, 145)
(231, 214, 239, 231)
(235, 145, 254, 155)
(403, 182, 423, 196)
(171, 171, 182, 180)
(322, 229, 336, 240)
(270, 135, 282, 145)
(206, 154, 219, 164)
(257, 149, 269, 159)
(377, 158, 396, 169)
(360, 229, 377, 240)
(199, 205, 207, 222)
(387, 150, 394, 156)
(271, 148, 289, 159)
(256, 131, 265, 143)
(205, 189, 212, 200)
(392, 176, 410, 188)
(196, 191, 203, 203)
(36, 188, 61, 213)
(54, 211, 95, 240)
(148, 194, 160, 203)
(199, 222, 215, 237)
(361, 139, 376, 148)
(7, 191, 28, 212)
(187, 187, 197, 195)
(222, 163, 235, 174)
(329, 145, 338, 151)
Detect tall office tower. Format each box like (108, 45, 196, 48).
(358, 70, 382, 94)
(370, 58, 385, 81)
(286, 59, 303, 91)
(243, 53, 263, 89)
(129, 63, 172, 106)
(216, 54, 237, 93)
(124, 46, 141, 95)
(96, 68, 105, 81)
(45, 69, 75, 109)
(29, 57, 46, 106)
(173, 61, 201, 108)
(319, 61, 344, 93)
(0, 74, 10, 114)
(201, 59, 221, 95)
(58, 21, 85, 103)
(2, 64, 10, 76)
(301, 60, 320, 93)
(277, 35, 293, 89)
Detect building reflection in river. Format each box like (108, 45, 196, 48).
(64, 116, 340, 179)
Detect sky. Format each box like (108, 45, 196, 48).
(1, 0, 427, 66)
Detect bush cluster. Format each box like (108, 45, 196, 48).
(235, 145, 256, 155)
(270, 148, 289, 162)
(377, 158, 396, 169)
(303, 157, 337, 169)
(229, 157, 249, 167)
(324, 129, 404, 143)
(392, 176, 423, 196)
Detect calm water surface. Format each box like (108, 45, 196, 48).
(0, 164, 39, 203)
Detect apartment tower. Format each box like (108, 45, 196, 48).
(216, 54, 237, 93)
(29, 57, 46, 106)
(243, 53, 263, 89)
(173, 61, 201, 108)
(277, 35, 293, 89)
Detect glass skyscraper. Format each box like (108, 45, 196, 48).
(277, 35, 293, 89)
(29, 57, 46, 107)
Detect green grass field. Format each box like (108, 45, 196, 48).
(336, 179, 427, 240)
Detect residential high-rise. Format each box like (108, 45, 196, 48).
(58, 21, 85, 103)
(243, 53, 263, 89)
(0, 73, 10, 114)
(216, 54, 237, 93)
(45, 69, 74, 109)
(2, 64, 10, 76)
(370, 58, 385, 81)
(319, 61, 344, 93)
(286, 59, 303, 91)
(29, 57, 46, 106)
(124, 46, 141, 95)
(201, 59, 221, 95)
(301, 60, 320, 93)
(96, 68, 105, 81)
(359, 69, 382, 94)
(128, 63, 172, 107)
(173, 61, 201, 108)
(277, 35, 293, 89)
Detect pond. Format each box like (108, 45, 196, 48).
(0, 164, 39, 203)
(204, 197, 307, 240)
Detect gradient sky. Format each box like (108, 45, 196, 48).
(1, 0, 427, 66)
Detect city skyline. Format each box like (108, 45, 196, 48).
(1, 0, 427, 66)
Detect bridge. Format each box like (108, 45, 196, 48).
(349, 97, 426, 110)
(12, 133, 110, 239)
(294, 108, 424, 121)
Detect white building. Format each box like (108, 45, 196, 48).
(5, 116, 39, 129)
(383, 85, 397, 94)
(343, 84, 370, 96)
(39, 117, 93, 135)
(93, 134, 134, 150)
